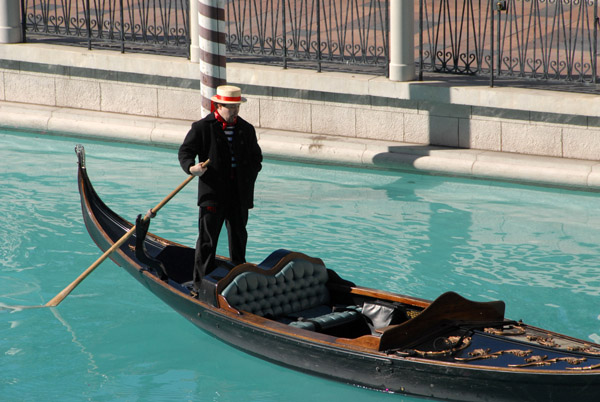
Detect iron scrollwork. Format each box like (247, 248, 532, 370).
(23, 0, 190, 56)
(420, 0, 598, 83)
(224, 0, 389, 73)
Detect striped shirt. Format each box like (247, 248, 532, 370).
(215, 111, 237, 170)
(224, 123, 237, 168)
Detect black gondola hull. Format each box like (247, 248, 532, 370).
(75, 145, 600, 402)
(111, 268, 600, 402)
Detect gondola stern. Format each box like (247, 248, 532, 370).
(74, 144, 131, 266)
(75, 144, 86, 170)
(73, 145, 196, 291)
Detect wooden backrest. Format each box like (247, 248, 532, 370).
(378, 291, 505, 351)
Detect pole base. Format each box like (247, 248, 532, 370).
(389, 63, 416, 82)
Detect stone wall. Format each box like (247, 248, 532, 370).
(1, 43, 599, 162)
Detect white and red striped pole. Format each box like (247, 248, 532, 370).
(198, 0, 227, 117)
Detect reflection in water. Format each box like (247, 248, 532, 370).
(50, 308, 109, 383)
(1, 130, 600, 401)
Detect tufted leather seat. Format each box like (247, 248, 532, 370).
(221, 258, 330, 317)
(288, 307, 362, 331)
(220, 257, 362, 332)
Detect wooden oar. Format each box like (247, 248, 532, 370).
(42, 159, 209, 308)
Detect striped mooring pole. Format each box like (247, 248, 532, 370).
(198, 0, 227, 117)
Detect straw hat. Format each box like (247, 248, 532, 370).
(210, 85, 247, 104)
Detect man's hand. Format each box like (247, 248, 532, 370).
(190, 162, 208, 177)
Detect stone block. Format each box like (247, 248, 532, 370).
(419, 101, 471, 119)
(530, 111, 587, 127)
(311, 104, 356, 137)
(370, 96, 418, 113)
(257, 129, 367, 166)
(309, 70, 373, 96)
(55, 77, 101, 110)
(240, 97, 260, 128)
(322, 92, 371, 107)
(471, 106, 529, 122)
(412, 154, 477, 176)
(47, 107, 156, 142)
(404, 113, 430, 144)
(563, 127, 600, 161)
(459, 118, 502, 151)
(298, 136, 368, 165)
(151, 121, 190, 147)
(502, 122, 562, 157)
(382, 79, 427, 102)
(100, 82, 158, 117)
(588, 117, 600, 129)
(4, 72, 55, 106)
(429, 115, 459, 147)
(237, 82, 272, 97)
(356, 108, 404, 141)
(259, 98, 311, 133)
(473, 151, 593, 188)
(157, 88, 202, 121)
(271, 87, 316, 102)
(588, 164, 600, 187)
(0, 101, 53, 132)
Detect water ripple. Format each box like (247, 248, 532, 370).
(2, 131, 600, 402)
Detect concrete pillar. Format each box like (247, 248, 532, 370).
(0, 0, 22, 43)
(198, 0, 227, 117)
(190, 0, 200, 63)
(389, 0, 415, 82)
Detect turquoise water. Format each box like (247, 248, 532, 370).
(1, 129, 600, 402)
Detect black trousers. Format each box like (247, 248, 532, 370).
(194, 203, 248, 288)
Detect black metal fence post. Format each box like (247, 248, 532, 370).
(86, 0, 91, 50)
(419, 0, 423, 81)
(490, 0, 494, 87)
(282, 0, 287, 69)
(386, 0, 390, 78)
(496, 2, 502, 81)
(594, 11, 598, 84)
(20, 0, 26, 42)
(120, 0, 125, 53)
(186, 0, 190, 60)
(316, 0, 321, 73)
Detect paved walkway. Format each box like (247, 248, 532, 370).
(1, 100, 599, 191)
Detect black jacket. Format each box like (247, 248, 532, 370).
(178, 113, 262, 209)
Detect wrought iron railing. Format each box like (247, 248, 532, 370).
(20, 0, 390, 73)
(224, 0, 390, 74)
(21, 0, 190, 56)
(19, 1, 599, 85)
(419, 0, 599, 84)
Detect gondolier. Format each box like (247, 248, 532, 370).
(178, 85, 262, 292)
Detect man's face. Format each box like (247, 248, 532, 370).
(216, 103, 240, 123)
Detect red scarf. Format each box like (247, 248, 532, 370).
(214, 111, 237, 130)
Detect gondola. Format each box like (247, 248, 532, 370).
(75, 145, 600, 402)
